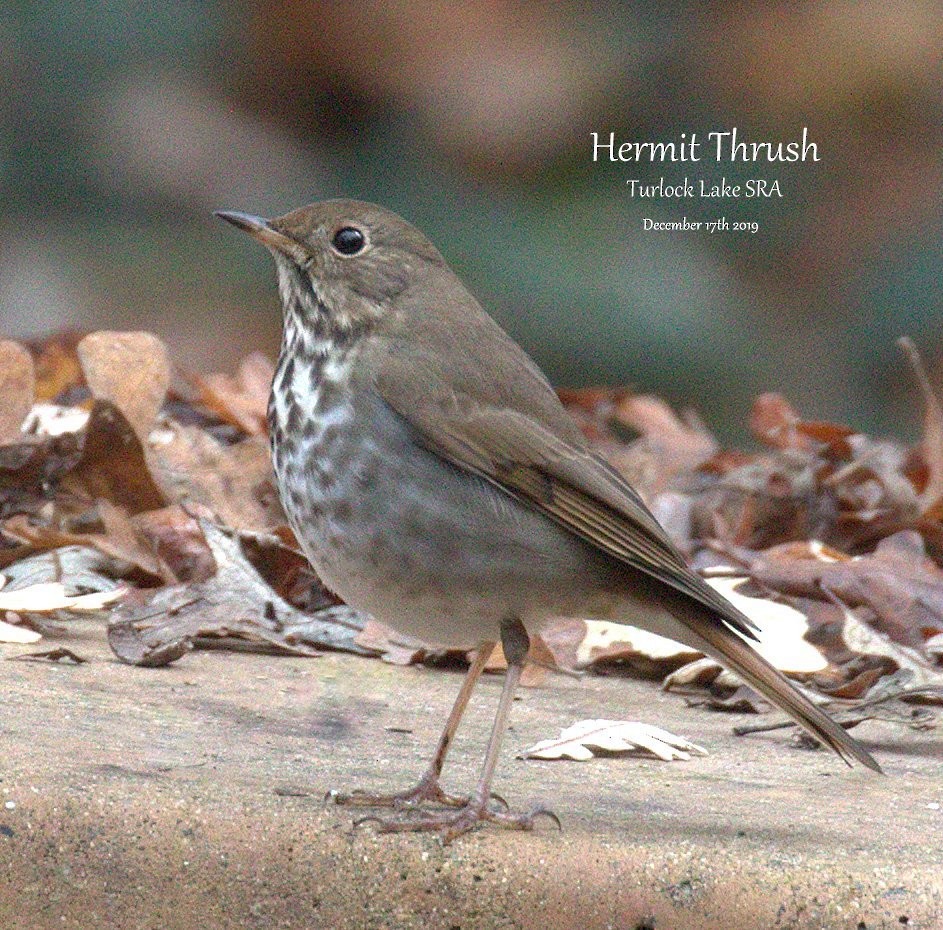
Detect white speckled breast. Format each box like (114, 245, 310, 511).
(267, 323, 644, 649)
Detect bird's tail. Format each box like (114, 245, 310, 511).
(670, 597, 883, 773)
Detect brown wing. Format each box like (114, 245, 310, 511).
(373, 344, 759, 641)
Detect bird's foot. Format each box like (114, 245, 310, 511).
(353, 798, 561, 844)
(326, 772, 475, 811)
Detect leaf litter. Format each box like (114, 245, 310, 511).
(1, 330, 942, 757)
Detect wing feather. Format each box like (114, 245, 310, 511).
(372, 348, 758, 640)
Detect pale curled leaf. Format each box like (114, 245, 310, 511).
(576, 619, 700, 667)
(519, 720, 707, 762)
(0, 619, 42, 644)
(0, 577, 125, 613)
(663, 658, 742, 691)
(706, 576, 827, 674)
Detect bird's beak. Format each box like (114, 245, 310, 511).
(215, 210, 308, 263)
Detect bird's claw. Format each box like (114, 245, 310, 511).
(326, 777, 467, 810)
(341, 798, 561, 843)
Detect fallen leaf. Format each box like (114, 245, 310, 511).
(190, 352, 274, 436)
(0, 341, 35, 444)
(837, 599, 943, 691)
(107, 519, 371, 666)
(613, 395, 717, 494)
(0, 619, 42, 643)
(520, 720, 707, 761)
(1, 507, 168, 584)
(77, 331, 170, 438)
(11, 647, 86, 664)
(0, 430, 85, 522)
(0, 545, 128, 593)
(663, 658, 742, 692)
(0, 576, 124, 612)
(65, 400, 168, 514)
(749, 393, 806, 451)
(148, 424, 282, 532)
(704, 576, 828, 674)
(572, 619, 700, 676)
(687, 685, 770, 714)
(738, 532, 943, 649)
(750, 392, 855, 457)
(132, 504, 216, 583)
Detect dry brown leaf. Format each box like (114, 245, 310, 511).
(749, 393, 856, 457)
(482, 634, 555, 687)
(65, 400, 168, 514)
(1, 506, 167, 584)
(613, 395, 717, 493)
(0, 342, 35, 444)
(192, 352, 274, 436)
(148, 425, 282, 532)
(132, 504, 216, 583)
(30, 333, 85, 402)
(839, 601, 943, 690)
(107, 519, 370, 666)
(573, 619, 700, 674)
(749, 393, 806, 451)
(77, 331, 170, 438)
(740, 532, 943, 648)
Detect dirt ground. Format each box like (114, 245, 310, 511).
(1, 619, 941, 929)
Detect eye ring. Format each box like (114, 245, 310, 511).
(331, 226, 366, 256)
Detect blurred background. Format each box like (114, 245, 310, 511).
(1, 1, 941, 442)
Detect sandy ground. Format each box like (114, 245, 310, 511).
(1, 618, 941, 929)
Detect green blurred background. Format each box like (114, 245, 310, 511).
(1, 1, 941, 441)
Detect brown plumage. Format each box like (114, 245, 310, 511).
(218, 200, 880, 842)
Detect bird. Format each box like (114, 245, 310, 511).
(216, 199, 881, 842)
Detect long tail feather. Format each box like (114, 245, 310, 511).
(673, 600, 883, 773)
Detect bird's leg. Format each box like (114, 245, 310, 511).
(330, 641, 496, 810)
(361, 618, 560, 843)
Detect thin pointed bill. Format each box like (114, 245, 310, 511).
(215, 210, 308, 263)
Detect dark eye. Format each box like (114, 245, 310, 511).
(331, 226, 366, 255)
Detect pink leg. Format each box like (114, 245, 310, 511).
(330, 642, 496, 810)
(355, 620, 560, 843)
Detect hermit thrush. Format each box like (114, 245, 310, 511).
(217, 200, 880, 842)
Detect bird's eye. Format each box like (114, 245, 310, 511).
(331, 226, 366, 256)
